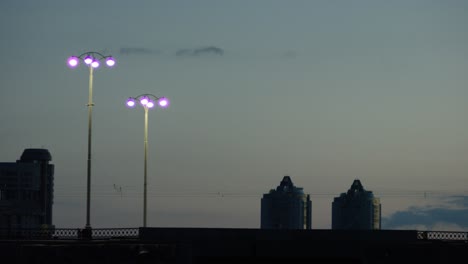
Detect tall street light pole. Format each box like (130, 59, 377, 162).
(67, 52, 116, 234)
(126, 94, 169, 227)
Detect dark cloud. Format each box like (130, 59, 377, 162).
(175, 46, 224, 57)
(383, 196, 468, 231)
(119, 47, 155, 55)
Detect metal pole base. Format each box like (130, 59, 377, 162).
(80, 226, 92, 240)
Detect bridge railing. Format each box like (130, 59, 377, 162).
(0, 228, 139, 240)
(1, 228, 467, 241)
(417, 231, 468, 241)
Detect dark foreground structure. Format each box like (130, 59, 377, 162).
(0, 149, 54, 230)
(1, 228, 467, 263)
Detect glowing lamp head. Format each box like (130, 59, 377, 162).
(91, 60, 100, 68)
(158, 97, 169, 108)
(83, 55, 93, 65)
(140, 97, 149, 106)
(67, 56, 79, 68)
(106, 57, 116, 67)
(146, 101, 155, 108)
(126, 98, 136, 107)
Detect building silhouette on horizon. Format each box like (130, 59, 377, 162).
(0, 149, 54, 229)
(261, 176, 312, 229)
(332, 179, 381, 230)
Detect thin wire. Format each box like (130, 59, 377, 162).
(53, 190, 468, 198)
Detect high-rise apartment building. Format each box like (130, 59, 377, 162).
(261, 176, 312, 229)
(332, 179, 381, 230)
(0, 149, 54, 229)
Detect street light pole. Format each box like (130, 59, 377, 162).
(67, 52, 116, 233)
(126, 94, 169, 227)
(143, 107, 148, 227)
(86, 65, 93, 230)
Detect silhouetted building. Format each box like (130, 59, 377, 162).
(332, 179, 381, 230)
(0, 149, 54, 229)
(261, 176, 312, 229)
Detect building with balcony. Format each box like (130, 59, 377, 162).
(332, 179, 381, 230)
(261, 176, 312, 229)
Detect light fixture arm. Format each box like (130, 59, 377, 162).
(128, 94, 163, 102)
(76, 51, 113, 60)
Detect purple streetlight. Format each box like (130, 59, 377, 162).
(67, 56, 79, 67)
(83, 55, 93, 65)
(140, 96, 149, 106)
(125, 94, 169, 227)
(67, 51, 116, 236)
(91, 60, 100, 68)
(158, 97, 169, 108)
(106, 57, 116, 67)
(67, 52, 115, 69)
(126, 99, 136, 108)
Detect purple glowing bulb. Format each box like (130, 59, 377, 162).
(146, 101, 155, 108)
(158, 97, 169, 108)
(106, 57, 116, 67)
(126, 99, 136, 107)
(84, 55, 93, 65)
(67, 56, 79, 68)
(91, 60, 100, 68)
(140, 97, 149, 105)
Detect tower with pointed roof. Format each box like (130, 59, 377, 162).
(332, 179, 381, 230)
(261, 176, 312, 229)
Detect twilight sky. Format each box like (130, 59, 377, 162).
(1, 0, 467, 230)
